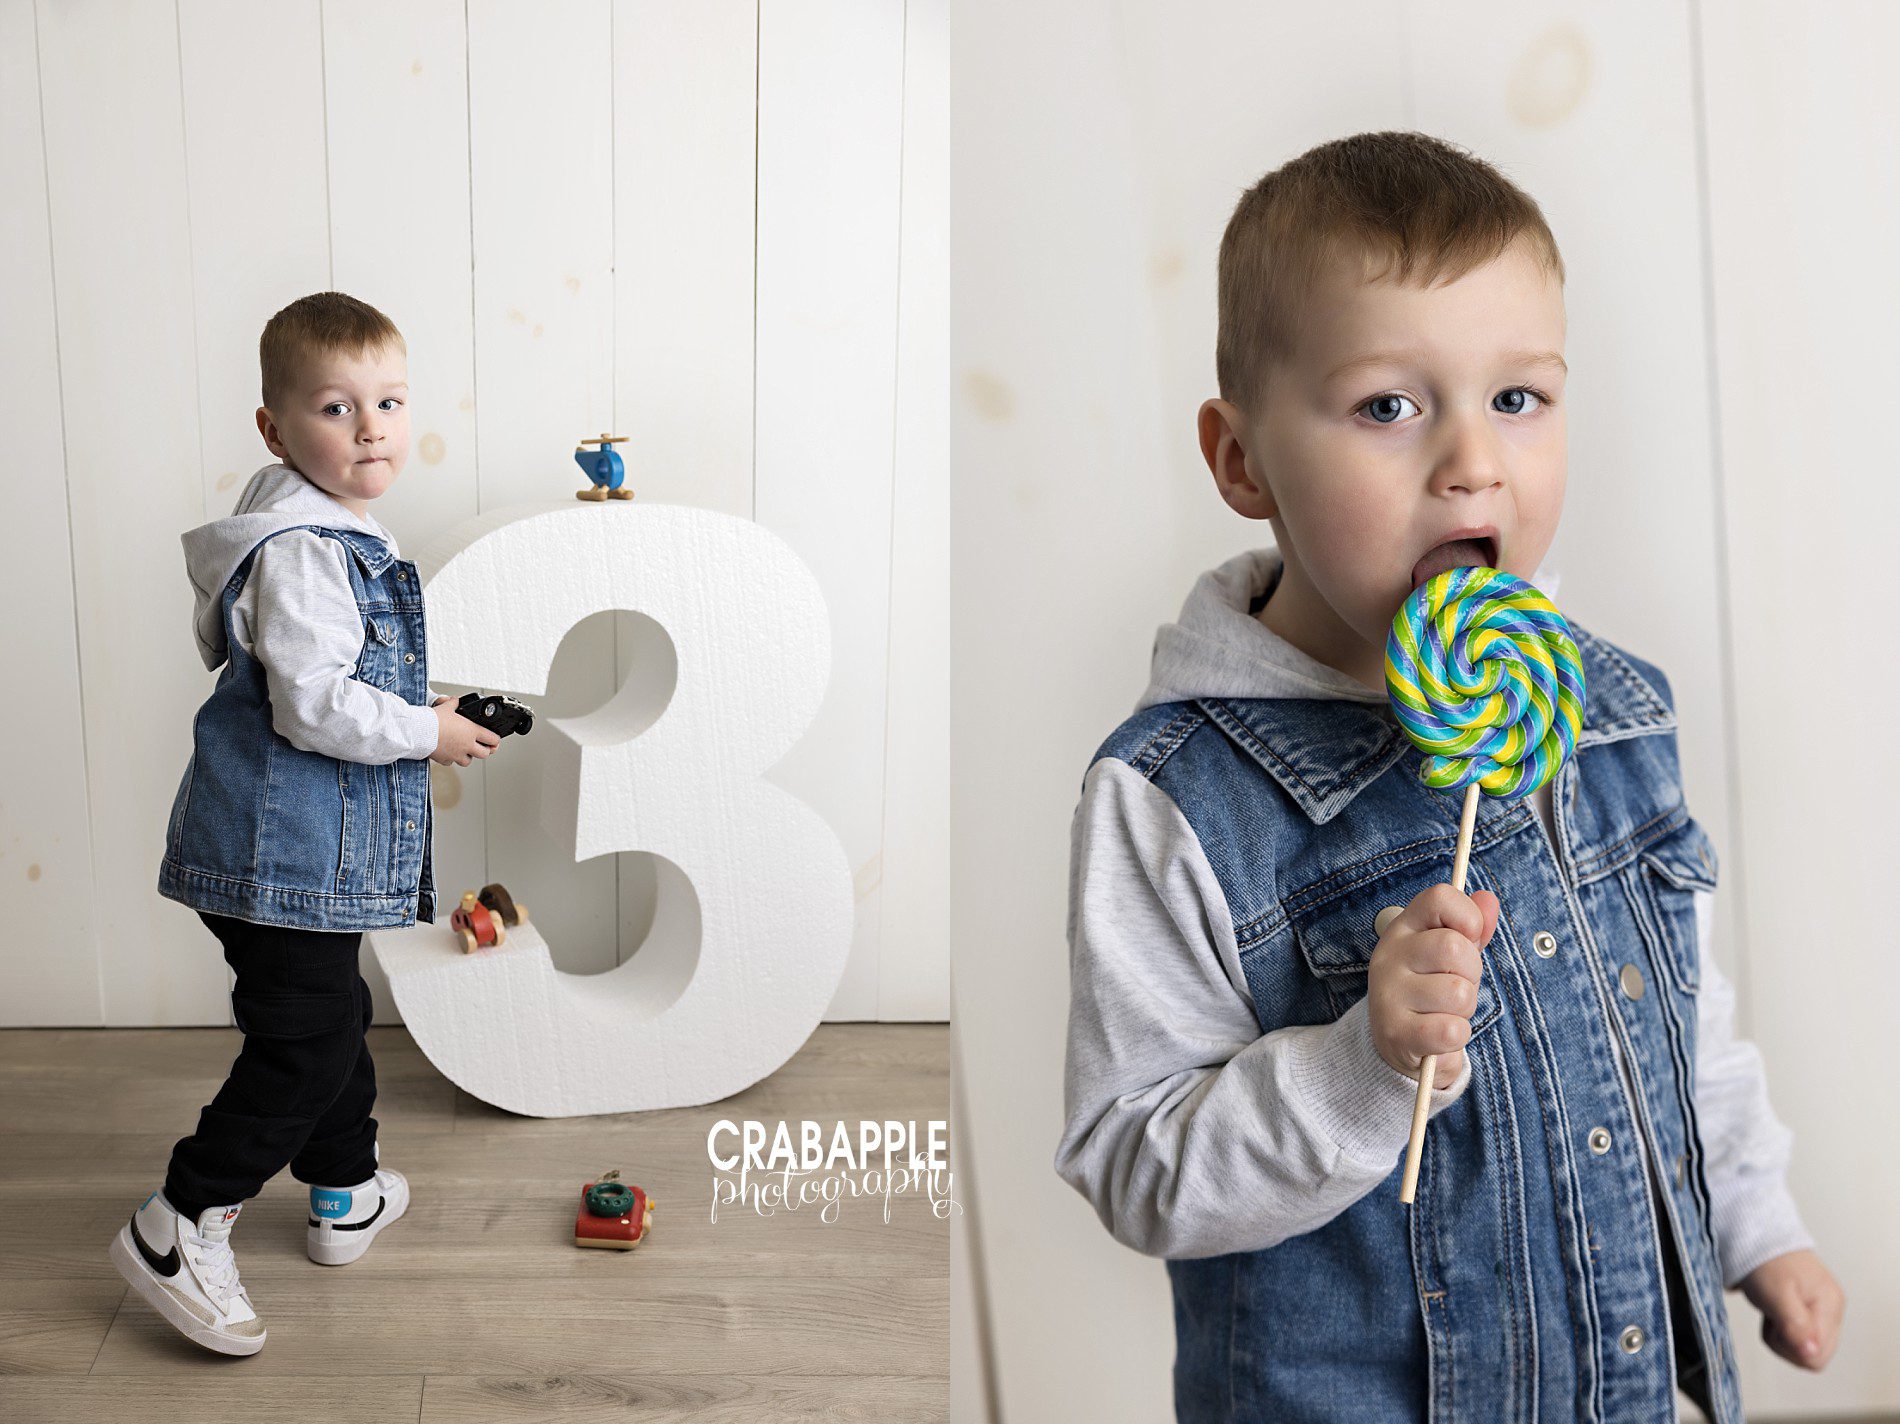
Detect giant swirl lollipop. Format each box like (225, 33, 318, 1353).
(1385, 565, 1585, 1204)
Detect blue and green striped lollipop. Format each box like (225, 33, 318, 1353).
(1385, 565, 1585, 800)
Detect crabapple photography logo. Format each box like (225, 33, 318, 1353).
(707, 1119, 960, 1224)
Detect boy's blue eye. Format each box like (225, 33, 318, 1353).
(323, 402, 349, 417)
(1494, 387, 1547, 416)
(1361, 393, 1419, 424)
(379, 398, 401, 411)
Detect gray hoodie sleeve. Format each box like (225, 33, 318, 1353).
(1691, 886, 1816, 1286)
(1055, 756, 1473, 1260)
(235, 532, 441, 765)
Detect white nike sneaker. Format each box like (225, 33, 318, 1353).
(307, 1166, 409, 1265)
(109, 1191, 266, 1356)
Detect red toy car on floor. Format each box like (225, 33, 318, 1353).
(575, 1171, 656, 1250)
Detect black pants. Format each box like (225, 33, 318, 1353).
(163, 910, 380, 1222)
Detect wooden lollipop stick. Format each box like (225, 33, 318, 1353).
(1398, 780, 1481, 1206)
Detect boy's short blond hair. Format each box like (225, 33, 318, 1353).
(1216, 130, 1565, 409)
(259, 291, 406, 410)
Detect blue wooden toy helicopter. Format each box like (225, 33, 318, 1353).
(574, 432, 634, 501)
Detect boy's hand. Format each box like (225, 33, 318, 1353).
(1367, 883, 1500, 1090)
(1741, 1248, 1844, 1370)
(428, 695, 501, 767)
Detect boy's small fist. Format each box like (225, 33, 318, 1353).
(429, 695, 502, 767)
(1367, 883, 1500, 1091)
(1741, 1248, 1844, 1370)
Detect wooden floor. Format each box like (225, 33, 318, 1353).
(0, 1022, 950, 1423)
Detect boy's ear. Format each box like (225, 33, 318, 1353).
(1197, 398, 1277, 520)
(256, 406, 288, 460)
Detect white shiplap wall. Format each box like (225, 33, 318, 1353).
(952, 0, 1897, 1419)
(1695, 1, 1900, 1415)
(0, 0, 947, 1030)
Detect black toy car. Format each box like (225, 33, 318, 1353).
(455, 692, 534, 738)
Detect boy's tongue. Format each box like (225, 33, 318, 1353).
(1411, 537, 1491, 592)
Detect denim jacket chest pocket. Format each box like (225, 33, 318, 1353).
(1630, 816, 1718, 996)
(355, 612, 400, 690)
(1287, 850, 1505, 1039)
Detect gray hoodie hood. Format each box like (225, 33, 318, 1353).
(1134, 546, 1561, 712)
(182, 462, 398, 671)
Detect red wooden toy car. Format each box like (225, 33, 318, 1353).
(450, 890, 505, 954)
(574, 1171, 655, 1251)
(450, 882, 530, 954)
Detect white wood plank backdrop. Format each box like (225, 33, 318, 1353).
(951, 0, 1897, 1418)
(1, 0, 947, 1030)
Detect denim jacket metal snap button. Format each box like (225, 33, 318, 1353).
(404, 652, 416, 664)
(1532, 931, 1558, 958)
(1588, 1126, 1612, 1155)
(1619, 964, 1645, 1000)
(1620, 1324, 1645, 1354)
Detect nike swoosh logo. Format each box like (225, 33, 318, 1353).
(308, 1197, 384, 1232)
(129, 1211, 180, 1277)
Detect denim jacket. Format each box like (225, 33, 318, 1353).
(1057, 551, 1809, 1423)
(157, 522, 436, 930)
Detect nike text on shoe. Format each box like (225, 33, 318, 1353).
(109, 1191, 266, 1356)
(307, 1166, 409, 1266)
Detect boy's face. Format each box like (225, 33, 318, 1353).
(1201, 236, 1567, 690)
(256, 342, 410, 517)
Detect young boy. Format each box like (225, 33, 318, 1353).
(1055, 133, 1844, 1422)
(109, 292, 502, 1355)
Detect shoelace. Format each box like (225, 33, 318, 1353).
(183, 1230, 243, 1304)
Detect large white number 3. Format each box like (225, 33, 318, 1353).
(369, 502, 853, 1117)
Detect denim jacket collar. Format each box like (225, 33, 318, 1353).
(1198, 620, 1675, 825)
(327, 526, 397, 578)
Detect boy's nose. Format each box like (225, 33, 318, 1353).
(1430, 422, 1504, 493)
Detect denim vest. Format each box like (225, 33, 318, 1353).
(157, 524, 436, 931)
(1090, 621, 1743, 1424)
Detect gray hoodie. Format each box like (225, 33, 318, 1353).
(1056, 546, 1811, 1289)
(180, 462, 439, 764)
